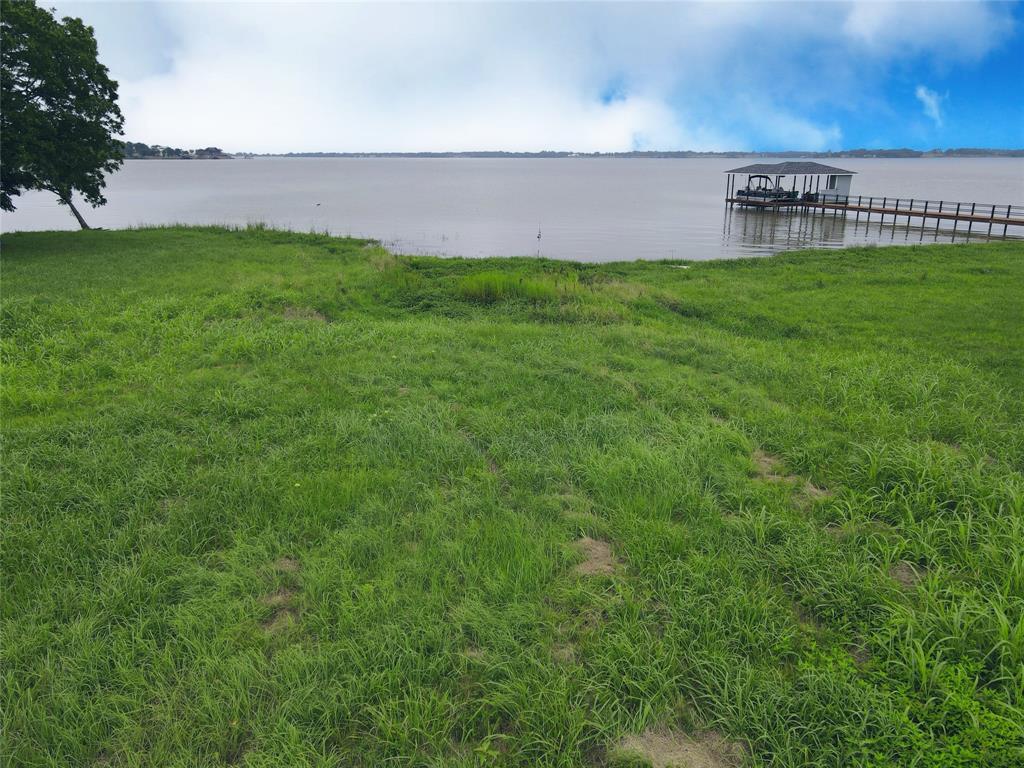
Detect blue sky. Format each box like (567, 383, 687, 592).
(53, 1, 1024, 152)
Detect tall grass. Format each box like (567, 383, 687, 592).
(2, 227, 1022, 766)
(457, 270, 575, 304)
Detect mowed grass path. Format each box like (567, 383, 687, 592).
(2, 228, 1023, 767)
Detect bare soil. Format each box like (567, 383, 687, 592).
(281, 305, 327, 322)
(890, 561, 924, 589)
(799, 481, 831, 501)
(273, 556, 301, 574)
(573, 536, 619, 576)
(615, 729, 746, 768)
(552, 642, 576, 664)
(260, 587, 296, 608)
(752, 450, 799, 483)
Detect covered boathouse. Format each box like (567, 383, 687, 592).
(725, 161, 856, 207)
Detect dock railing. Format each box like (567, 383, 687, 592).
(808, 194, 1024, 223)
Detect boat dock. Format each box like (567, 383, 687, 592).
(724, 162, 1024, 236)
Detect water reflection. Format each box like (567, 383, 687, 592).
(722, 205, 1021, 256)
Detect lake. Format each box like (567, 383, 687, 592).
(3, 157, 1022, 261)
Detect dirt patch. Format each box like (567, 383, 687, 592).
(464, 646, 486, 661)
(573, 536, 619, 577)
(799, 481, 831, 501)
(260, 587, 298, 632)
(281, 305, 328, 322)
(273, 556, 301, 574)
(890, 561, 924, 589)
(262, 607, 298, 633)
(752, 449, 782, 475)
(614, 729, 745, 768)
(552, 642, 576, 664)
(752, 449, 799, 483)
(261, 587, 296, 608)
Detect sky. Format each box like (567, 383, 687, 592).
(50, 0, 1024, 153)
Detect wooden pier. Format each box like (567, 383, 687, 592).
(723, 162, 1023, 237)
(725, 195, 1024, 236)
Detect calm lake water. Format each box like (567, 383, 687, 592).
(3, 157, 1022, 261)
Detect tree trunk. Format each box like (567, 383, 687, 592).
(60, 194, 91, 230)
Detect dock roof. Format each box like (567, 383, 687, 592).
(725, 161, 856, 175)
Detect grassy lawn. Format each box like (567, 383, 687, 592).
(2, 227, 1022, 767)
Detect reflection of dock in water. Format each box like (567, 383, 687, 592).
(722, 204, 1022, 255)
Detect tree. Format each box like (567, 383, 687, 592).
(1, 0, 124, 229)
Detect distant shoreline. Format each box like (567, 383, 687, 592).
(232, 149, 1024, 159)
(123, 147, 1024, 160)
(125, 156, 232, 160)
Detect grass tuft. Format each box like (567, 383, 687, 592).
(456, 270, 572, 304)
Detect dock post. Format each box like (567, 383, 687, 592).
(935, 202, 942, 234)
(953, 203, 960, 238)
(866, 197, 871, 223)
(882, 198, 887, 226)
(1004, 205, 1011, 236)
(988, 204, 995, 237)
(907, 199, 914, 228)
(921, 201, 929, 239)
(855, 195, 861, 222)
(968, 203, 975, 235)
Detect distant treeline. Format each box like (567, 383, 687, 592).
(121, 144, 1023, 160)
(122, 142, 230, 159)
(247, 148, 1024, 159)
(756, 148, 1024, 159)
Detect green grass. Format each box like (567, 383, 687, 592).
(457, 270, 577, 304)
(2, 226, 1022, 767)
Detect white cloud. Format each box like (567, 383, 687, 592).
(842, 1, 1013, 60)
(915, 85, 944, 127)
(49, 1, 1014, 152)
